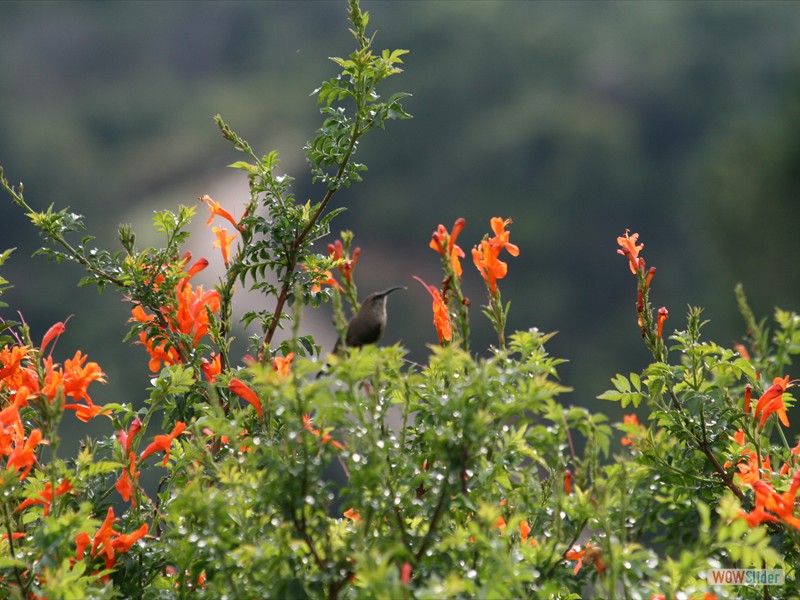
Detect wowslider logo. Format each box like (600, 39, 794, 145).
(707, 569, 784, 586)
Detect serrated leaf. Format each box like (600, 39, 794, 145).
(494, 471, 512, 491)
(0, 247, 15, 266)
(732, 357, 757, 379)
(319, 207, 348, 228)
(85, 461, 124, 476)
(612, 373, 631, 393)
(630, 372, 641, 391)
(228, 161, 259, 174)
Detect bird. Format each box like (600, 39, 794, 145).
(333, 286, 405, 354)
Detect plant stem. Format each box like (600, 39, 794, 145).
(259, 117, 362, 361)
(2, 502, 27, 596)
(415, 480, 449, 562)
(0, 175, 127, 289)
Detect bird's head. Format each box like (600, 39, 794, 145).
(366, 285, 406, 305)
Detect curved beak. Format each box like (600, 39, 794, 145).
(380, 286, 406, 297)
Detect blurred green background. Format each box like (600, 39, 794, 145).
(2, 0, 800, 435)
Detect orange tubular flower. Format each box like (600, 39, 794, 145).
(488, 217, 520, 257)
(63, 399, 111, 423)
(75, 531, 91, 562)
(82, 507, 148, 572)
(429, 227, 446, 254)
(111, 523, 148, 553)
(738, 507, 781, 528)
(136, 332, 180, 373)
(743, 384, 752, 415)
(519, 520, 535, 545)
(40, 321, 66, 356)
(472, 241, 505, 294)
(130, 305, 154, 325)
(656, 307, 669, 340)
(139, 421, 186, 466)
(302, 414, 344, 451)
(621, 414, 643, 446)
(115, 452, 140, 504)
(747, 474, 800, 529)
(41, 350, 106, 404)
(734, 343, 751, 361)
(40, 356, 63, 401)
(616, 230, 644, 274)
(754, 376, 791, 428)
(201, 195, 238, 229)
(401, 561, 412, 586)
(0, 404, 25, 458)
(519, 520, 531, 541)
(91, 507, 118, 569)
(430, 218, 466, 276)
(565, 545, 585, 574)
(131, 257, 221, 373)
(328, 239, 360, 284)
(733, 429, 746, 445)
(343, 508, 361, 522)
(116, 418, 142, 455)
(472, 218, 519, 295)
(644, 267, 656, 290)
(178, 256, 209, 289)
(229, 378, 263, 418)
(566, 543, 606, 576)
(212, 226, 237, 267)
(0, 345, 34, 391)
(731, 451, 762, 486)
(310, 269, 343, 294)
(201, 354, 222, 383)
(495, 514, 507, 532)
(413, 276, 453, 344)
(7, 429, 43, 480)
(17, 479, 73, 517)
(564, 469, 573, 495)
(174, 284, 221, 346)
(53, 350, 109, 421)
(272, 353, 295, 377)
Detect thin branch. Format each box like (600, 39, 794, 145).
(259, 118, 363, 361)
(415, 480, 449, 563)
(540, 517, 589, 580)
(670, 389, 786, 535)
(2, 502, 27, 595)
(1, 175, 127, 289)
(384, 462, 411, 547)
(292, 513, 326, 571)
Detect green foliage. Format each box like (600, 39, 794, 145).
(308, 0, 411, 190)
(599, 239, 800, 597)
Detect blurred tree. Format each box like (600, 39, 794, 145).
(700, 72, 800, 315)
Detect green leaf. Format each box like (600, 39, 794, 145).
(0, 247, 15, 266)
(228, 160, 259, 174)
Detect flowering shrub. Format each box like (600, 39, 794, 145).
(0, 1, 798, 598)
